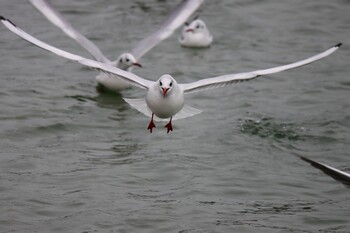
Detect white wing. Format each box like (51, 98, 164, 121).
(1, 16, 83, 61)
(1, 16, 152, 90)
(29, 0, 110, 63)
(181, 43, 341, 94)
(79, 59, 152, 89)
(131, 0, 204, 60)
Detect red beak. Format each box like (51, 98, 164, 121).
(132, 62, 142, 67)
(186, 28, 194, 33)
(162, 87, 169, 97)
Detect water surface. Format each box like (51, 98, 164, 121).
(0, 0, 350, 232)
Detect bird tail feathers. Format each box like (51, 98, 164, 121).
(123, 98, 202, 122)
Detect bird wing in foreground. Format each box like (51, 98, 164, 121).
(0, 16, 152, 90)
(1, 16, 83, 61)
(29, 0, 110, 63)
(1, 16, 341, 98)
(131, 0, 204, 60)
(298, 155, 350, 187)
(181, 43, 341, 94)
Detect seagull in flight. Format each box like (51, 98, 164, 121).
(1, 16, 341, 133)
(28, 0, 204, 92)
(179, 17, 213, 47)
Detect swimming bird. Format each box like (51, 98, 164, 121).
(1, 16, 341, 133)
(179, 17, 213, 47)
(28, 0, 204, 92)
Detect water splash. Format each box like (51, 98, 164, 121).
(239, 116, 305, 141)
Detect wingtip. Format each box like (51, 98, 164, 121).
(335, 43, 342, 48)
(0, 15, 16, 26)
(298, 155, 312, 164)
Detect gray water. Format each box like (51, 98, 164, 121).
(1, 0, 350, 232)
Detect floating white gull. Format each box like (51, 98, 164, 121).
(1, 16, 341, 133)
(179, 17, 213, 47)
(28, 0, 204, 92)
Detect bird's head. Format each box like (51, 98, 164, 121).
(157, 74, 176, 97)
(184, 19, 207, 33)
(116, 53, 142, 70)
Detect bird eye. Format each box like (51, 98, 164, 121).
(126, 58, 130, 62)
(196, 24, 200, 29)
(120, 58, 123, 63)
(169, 82, 173, 87)
(159, 81, 163, 86)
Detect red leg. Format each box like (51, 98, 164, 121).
(147, 113, 156, 133)
(164, 117, 173, 133)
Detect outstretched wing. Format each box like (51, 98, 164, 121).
(181, 43, 341, 94)
(131, 0, 204, 60)
(298, 155, 350, 187)
(29, 0, 110, 63)
(1, 16, 83, 61)
(79, 59, 152, 89)
(1, 16, 152, 90)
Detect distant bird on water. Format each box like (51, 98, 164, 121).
(179, 17, 213, 47)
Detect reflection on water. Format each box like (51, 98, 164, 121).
(85, 142, 144, 166)
(67, 89, 127, 110)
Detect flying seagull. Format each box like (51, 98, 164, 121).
(1, 16, 341, 133)
(28, 0, 204, 91)
(179, 17, 213, 47)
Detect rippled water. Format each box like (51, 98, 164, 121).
(1, 0, 350, 232)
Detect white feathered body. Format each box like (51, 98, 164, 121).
(95, 73, 130, 92)
(146, 83, 184, 119)
(179, 32, 213, 47)
(179, 19, 213, 47)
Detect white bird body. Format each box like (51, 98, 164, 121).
(95, 72, 130, 92)
(96, 53, 140, 91)
(1, 16, 341, 133)
(28, 0, 204, 91)
(146, 75, 184, 119)
(179, 19, 213, 47)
